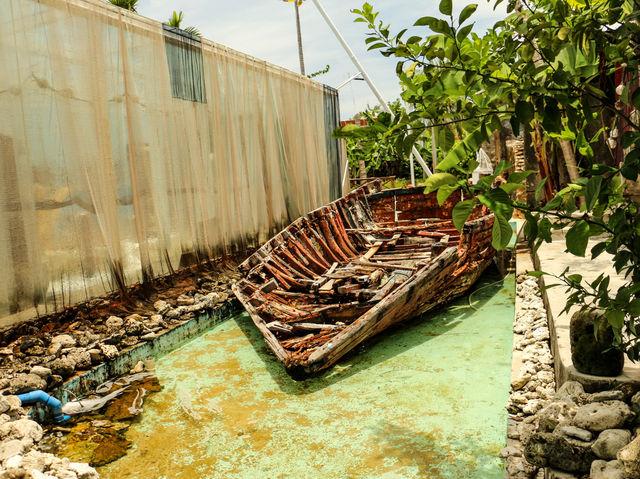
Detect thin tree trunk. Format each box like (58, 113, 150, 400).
(559, 138, 585, 207)
(358, 159, 367, 179)
(294, 3, 305, 76)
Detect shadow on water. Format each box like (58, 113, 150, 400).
(364, 420, 503, 479)
(234, 265, 511, 395)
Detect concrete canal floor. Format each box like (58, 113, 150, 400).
(99, 271, 514, 479)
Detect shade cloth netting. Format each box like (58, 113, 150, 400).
(0, 0, 342, 324)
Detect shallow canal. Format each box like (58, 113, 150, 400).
(99, 270, 514, 478)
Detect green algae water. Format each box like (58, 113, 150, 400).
(99, 271, 514, 479)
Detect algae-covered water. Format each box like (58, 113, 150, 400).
(99, 271, 514, 479)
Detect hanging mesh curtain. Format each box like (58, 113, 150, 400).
(0, 0, 343, 325)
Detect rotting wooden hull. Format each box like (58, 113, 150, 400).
(232, 180, 496, 378)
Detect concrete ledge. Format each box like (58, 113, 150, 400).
(532, 229, 640, 392)
(54, 299, 242, 401)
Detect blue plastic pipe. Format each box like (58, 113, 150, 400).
(17, 390, 70, 423)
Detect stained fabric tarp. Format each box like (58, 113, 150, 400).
(0, 0, 343, 324)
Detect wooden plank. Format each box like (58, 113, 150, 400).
(318, 279, 335, 292)
(363, 241, 383, 260)
(355, 258, 416, 272)
(292, 323, 340, 333)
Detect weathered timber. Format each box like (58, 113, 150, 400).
(232, 181, 496, 378)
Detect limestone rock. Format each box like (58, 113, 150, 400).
(29, 367, 51, 380)
(588, 390, 625, 403)
(73, 330, 99, 348)
(537, 400, 577, 431)
(47, 342, 62, 357)
(524, 432, 596, 473)
(51, 335, 76, 349)
(617, 434, 640, 478)
(591, 459, 627, 479)
(105, 316, 123, 331)
(153, 300, 171, 315)
(0, 439, 29, 462)
(66, 351, 91, 371)
(505, 455, 537, 478)
(87, 349, 102, 364)
(0, 397, 10, 414)
(555, 425, 592, 442)
(554, 381, 585, 403)
(592, 429, 632, 460)
(120, 336, 139, 348)
(546, 469, 580, 479)
(98, 343, 118, 360)
(631, 391, 640, 414)
(499, 446, 521, 458)
(176, 294, 194, 306)
(570, 310, 624, 376)
(47, 357, 75, 378)
(68, 463, 99, 479)
(124, 316, 143, 336)
(573, 401, 634, 432)
(0, 418, 43, 443)
(8, 374, 47, 395)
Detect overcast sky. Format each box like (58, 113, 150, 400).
(137, 0, 506, 119)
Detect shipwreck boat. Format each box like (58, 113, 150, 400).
(232, 180, 496, 378)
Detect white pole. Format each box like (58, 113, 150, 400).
(336, 72, 363, 90)
(409, 155, 415, 185)
(310, 0, 432, 176)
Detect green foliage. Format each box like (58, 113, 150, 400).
(334, 101, 436, 179)
(308, 65, 331, 79)
(165, 10, 200, 36)
(354, 0, 640, 359)
(108, 0, 138, 12)
(167, 10, 184, 27)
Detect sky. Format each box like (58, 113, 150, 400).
(137, 0, 506, 120)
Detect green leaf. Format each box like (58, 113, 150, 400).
(508, 170, 536, 184)
(633, 88, 640, 110)
(515, 100, 534, 125)
(456, 23, 474, 42)
(500, 183, 526, 194)
(628, 299, 640, 316)
(477, 188, 514, 219)
(424, 172, 457, 194)
(492, 213, 513, 250)
(439, 0, 452, 16)
(536, 176, 549, 202)
(414, 16, 438, 27)
(606, 309, 625, 330)
(585, 176, 602, 210)
(567, 274, 582, 283)
(452, 199, 475, 232)
(590, 241, 608, 259)
(527, 270, 546, 278)
(459, 4, 478, 24)
(437, 184, 459, 205)
(565, 220, 590, 257)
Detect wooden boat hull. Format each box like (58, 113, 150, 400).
(232, 181, 496, 378)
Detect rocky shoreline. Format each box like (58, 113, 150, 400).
(504, 274, 557, 479)
(0, 261, 241, 478)
(505, 274, 640, 479)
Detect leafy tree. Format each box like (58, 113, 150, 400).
(334, 101, 435, 179)
(353, 0, 640, 359)
(107, 0, 139, 12)
(166, 10, 201, 37)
